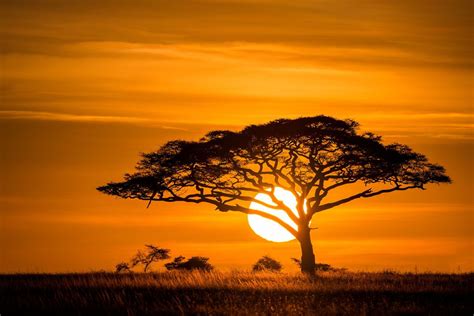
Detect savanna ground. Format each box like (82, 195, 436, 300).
(1, 271, 472, 315)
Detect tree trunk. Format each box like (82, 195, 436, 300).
(299, 226, 316, 275)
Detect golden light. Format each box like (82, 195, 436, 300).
(248, 187, 306, 242)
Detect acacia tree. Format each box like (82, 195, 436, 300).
(130, 245, 170, 272)
(98, 116, 450, 275)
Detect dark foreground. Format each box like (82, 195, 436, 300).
(1, 271, 472, 315)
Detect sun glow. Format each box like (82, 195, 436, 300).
(248, 187, 306, 242)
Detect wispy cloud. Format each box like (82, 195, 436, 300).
(357, 112, 474, 120)
(1, 1, 471, 68)
(0, 111, 187, 130)
(354, 112, 474, 140)
(2, 110, 472, 140)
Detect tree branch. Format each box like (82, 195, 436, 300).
(313, 185, 421, 214)
(313, 188, 373, 213)
(237, 206, 299, 239)
(141, 189, 300, 238)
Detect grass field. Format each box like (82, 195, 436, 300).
(1, 271, 472, 315)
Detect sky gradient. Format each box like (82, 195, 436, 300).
(1, 0, 472, 272)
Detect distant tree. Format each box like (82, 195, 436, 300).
(130, 245, 170, 272)
(165, 256, 214, 271)
(98, 116, 451, 275)
(115, 262, 131, 273)
(253, 256, 282, 272)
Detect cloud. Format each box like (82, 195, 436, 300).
(67, 41, 465, 70)
(0, 110, 187, 130)
(1, 1, 471, 69)
(353, 112, 474, 140)
(356, 112, 474, 123)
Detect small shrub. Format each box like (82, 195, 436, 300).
(315, 263, 334, 271)
(165, 256, 214, 272)
(115, 262, 131, 273)
(291, 258, 343, 272)
(164, 256, 185, 270)
(252, 256, 282, 272)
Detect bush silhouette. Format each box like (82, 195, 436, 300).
(253, 256, 282, 272)
(165, 256, 214, 271)
(115, 262, 131, 273)
(291, 258, 342, 272)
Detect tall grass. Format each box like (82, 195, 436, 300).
(2, 271, 472, 315)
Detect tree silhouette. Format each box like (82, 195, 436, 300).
(253, 256, 282, 272)
(98, 116, 450, 275)
(130, 245, 170, 272)
(165, 256, 214, 271)
(115, 262, 131, 273)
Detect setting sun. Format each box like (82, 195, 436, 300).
(248, 187, 306, 243)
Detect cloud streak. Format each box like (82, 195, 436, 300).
(1, 110, 472, 140)
(0, 111, 187, 130)
(1, 1, 471, 69)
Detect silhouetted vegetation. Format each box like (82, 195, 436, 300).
(117, 246, 214, 273)
(119, 244, 170, 272)
(2, 271, 472, 315)
(253, 256, 282, 272)
(99, 116, 451, 275)
(291, 258, 344, 272)
(115, 262, 131, 273)
(165, 256, 214, 272)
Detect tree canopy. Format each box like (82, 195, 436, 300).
(99, 116, 450, 239)
(252, 256, 283, 272)
(165, 256, 214, 271)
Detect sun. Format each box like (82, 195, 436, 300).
(248, 187, 305, 242)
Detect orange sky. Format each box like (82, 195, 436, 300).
(1, 0, 472, 273)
